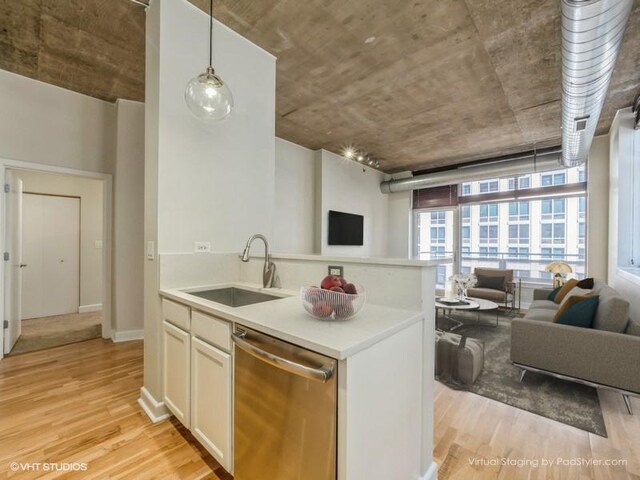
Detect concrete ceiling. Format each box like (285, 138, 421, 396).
(0, 0, 145, 106)
(1, 0, 638, 173)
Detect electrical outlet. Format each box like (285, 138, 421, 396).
(328, 265, 344, 277)
(194, 241, 212, 253)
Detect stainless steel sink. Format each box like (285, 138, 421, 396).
(185, 287, 284, 307)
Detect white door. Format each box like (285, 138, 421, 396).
(163, 320, 191, 427)
(4, 171, 24, 354)
(21, 194, 80, 319)
(191, 336, 232, 471)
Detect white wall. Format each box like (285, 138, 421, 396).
(15, 170, 104, 309)
(586, 135, 609, 280)
(316, 150, 389, 257)
(155, 0, 275, 254)
(273, 138, 316, 254)
(0, 70, 115, 174)
(113, 100, 145, 334)
(387, 190, 412, 258)
(144, 0, 276, 400)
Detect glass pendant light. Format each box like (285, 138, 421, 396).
(184, 0, 233, 121)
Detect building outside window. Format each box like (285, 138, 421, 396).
(541, 198, 566, 220)
(509, 201, 530, 221)
(412, 166, 586, 284)
(479, 204, 499, 222)
(479, 180, 499, 193)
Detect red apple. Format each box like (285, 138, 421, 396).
(305, 286, 323, 304)
(330, 286, 345, 293)
(338, 276, 348, 288)
(321, 275, 342, 290)
(313, 301, 333, 318)
(334, 302, 354, 319)
(343, 283, 358, 295)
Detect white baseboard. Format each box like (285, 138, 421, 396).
(79, 303, 103, 313)
(420, 462, 438, 480)
(138, 387, 170, 423)
(112, 329, 144, 342)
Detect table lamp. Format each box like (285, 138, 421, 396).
(545, 262, 573, 288)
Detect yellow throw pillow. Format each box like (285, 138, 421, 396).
(553, 293, 593, 322)
(553, 278, 579, 304)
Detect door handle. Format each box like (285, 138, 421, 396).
(19, 264, 27, 268)
(231, 331, 334, 383)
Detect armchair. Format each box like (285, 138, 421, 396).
(466, 267, 521, 310)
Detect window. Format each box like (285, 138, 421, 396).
(541, 247, 565, 260)
(461, 205, 470, 223)
(578, 167, 586, 183)
(479, 225, 498, 244)
(431, 227, 445, 243)
(509, 201, 530, 221)
(508, 247, 529, 259)
(509, 224, 529, 244)
(461, 226, 470, 243)
(414, 165, 587, 285)
(541, 223, 565, 244)
(479, 180, 499, 193)
(479, 247, 498, 258)
(479, 204, 498, 222)
(541, 172, 566, 186)
(431, 211, 446, 224)
(541, 199, 566, 220)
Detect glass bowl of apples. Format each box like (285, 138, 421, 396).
(300, 275, 365, 321)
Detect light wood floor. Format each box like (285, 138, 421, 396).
(0, 338, 230, 479)
(0, 339, 638, 479)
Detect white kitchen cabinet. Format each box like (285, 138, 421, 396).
(163, 320, 191, 427)
(191, 336, 233, 472)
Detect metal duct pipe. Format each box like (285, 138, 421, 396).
(380, 149, 563, 194)
(561, 0, 633, 167)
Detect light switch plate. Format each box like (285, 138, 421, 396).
(147, 241, 155, 260)
(94, 240, 103, 249)
(328, 265, 344, 277)
(194, 241, 212, 253)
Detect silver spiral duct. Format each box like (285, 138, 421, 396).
(561, 0, 633, 167)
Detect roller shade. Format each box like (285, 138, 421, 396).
(412, 185, 458, 209)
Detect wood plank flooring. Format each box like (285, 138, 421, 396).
(0, 338, 638, 479)
(0, 338, 230, 480)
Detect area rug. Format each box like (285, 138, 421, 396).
(9, 312, 102, 355)
(438, 313, 607, 437)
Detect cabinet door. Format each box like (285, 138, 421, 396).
(163, 320, 190, 427)
(191, 336, 232, 472)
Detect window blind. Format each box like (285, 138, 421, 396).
(412, 185, 458, 209)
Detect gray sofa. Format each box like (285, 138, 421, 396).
(511, 279, 640, 414)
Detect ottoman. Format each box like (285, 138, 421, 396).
(435, 331, 484, 385)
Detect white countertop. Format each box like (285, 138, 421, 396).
(246, 252, 452, 267)
(160, 282, 424, 360)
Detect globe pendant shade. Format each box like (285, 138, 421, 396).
(185, 67, 233, 121)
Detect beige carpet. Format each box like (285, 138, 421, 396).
(9, 311, 102, 355)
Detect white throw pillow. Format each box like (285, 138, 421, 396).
(560, 286, 591, 306)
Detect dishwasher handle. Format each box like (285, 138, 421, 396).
(232, 331, 334, 383)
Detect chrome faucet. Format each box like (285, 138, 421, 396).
(241, 234, 276, 288)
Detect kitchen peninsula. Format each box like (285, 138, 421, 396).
(140, 252, 448, 480)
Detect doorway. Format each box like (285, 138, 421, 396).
(3, 168, 107, 356)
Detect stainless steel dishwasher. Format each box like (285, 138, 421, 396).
(232, 326, 337, 480)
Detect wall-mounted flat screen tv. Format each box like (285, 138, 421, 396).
(328, 210, 364, 246)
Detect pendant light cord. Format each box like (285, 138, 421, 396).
(209, 0, 213, 67)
